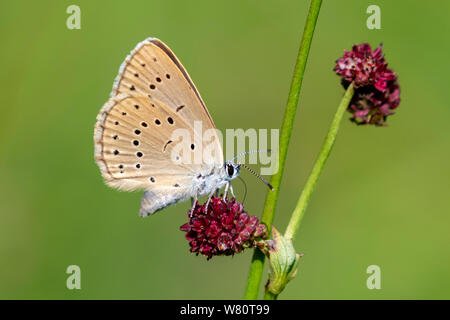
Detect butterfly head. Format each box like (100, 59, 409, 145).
(224, 161, 241, 181)
(223, 161, 274, 191)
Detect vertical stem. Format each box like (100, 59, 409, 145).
(284, 83, 355, 240)
(244, 0, 323, 300)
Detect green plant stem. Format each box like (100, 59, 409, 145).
(263, 291, 277, 300)
(244, 0, 323, 300)
(261, 83, 355, 300)
(284, 83, 355, 240)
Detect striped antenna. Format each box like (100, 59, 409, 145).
(238, 163, 274, 191)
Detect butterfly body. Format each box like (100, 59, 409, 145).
(139, 163, 238, 216)
(94, 37, 239, 217)
(194, 162, 240, 196)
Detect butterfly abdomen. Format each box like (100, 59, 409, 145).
(194, 167, 228, 196)
(140, 188, 193, 217)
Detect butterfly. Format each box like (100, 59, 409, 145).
(94, 37, 272, 217)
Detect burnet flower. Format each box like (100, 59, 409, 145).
(334, 43, 400, 126)
(180, 197, 267, 260)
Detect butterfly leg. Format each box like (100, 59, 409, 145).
(204, 190, 216, 214)
(189, 195, 197, 218)
(223, 182, 230, 200)
(229, 183, 236, 198)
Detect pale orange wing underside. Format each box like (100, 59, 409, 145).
(110, 37, 223, 165)
(94, 94, 207, 192)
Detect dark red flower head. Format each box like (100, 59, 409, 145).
(180, 197, 267, 260)
(334, 43, 400, 126)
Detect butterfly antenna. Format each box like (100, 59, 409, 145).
(231, 149, 272, 162)
(237, 176, 248, 205)
(238, 163, 274, 191)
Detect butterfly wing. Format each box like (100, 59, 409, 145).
(110, 37, 223, 164)
(95, 94, 204, 215)
(95, 38, 225, 216)
(94, 94, 220, 216)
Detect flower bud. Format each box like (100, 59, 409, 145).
(263, 227, 303, 295)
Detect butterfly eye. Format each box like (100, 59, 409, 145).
(227, 164, 234, 177)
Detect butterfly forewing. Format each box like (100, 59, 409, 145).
(111, 38, 223, 164)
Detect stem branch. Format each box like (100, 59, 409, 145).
(244, 0, 323, 300)
(284, 83, 355, 240)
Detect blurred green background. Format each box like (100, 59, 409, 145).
(0, 0, 449, 299)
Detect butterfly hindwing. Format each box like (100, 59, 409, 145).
(95, 94, 201, 189)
